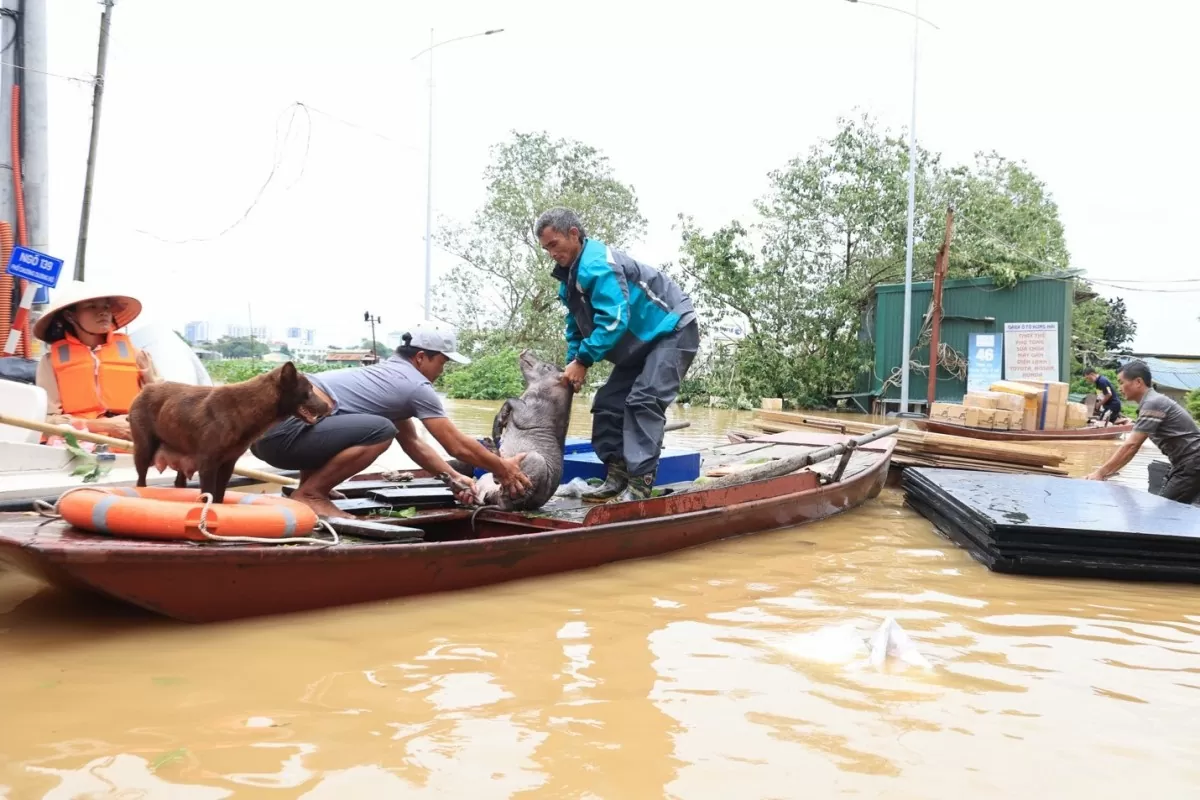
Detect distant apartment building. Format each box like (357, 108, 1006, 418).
(226, 324, 270, 340)
(184, 321, 210, 344)
(286, 327, 317, 345)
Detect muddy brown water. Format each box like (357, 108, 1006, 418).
(2, 406, 1197, 798)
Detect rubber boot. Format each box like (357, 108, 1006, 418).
(613, 470, 656, 503)
(581, 461, 629, 503)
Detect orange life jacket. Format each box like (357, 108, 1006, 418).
(49, 332, 141, 419)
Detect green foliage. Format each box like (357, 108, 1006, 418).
(205, 359, 336, 385)
(435, 131, 647, 364)
(360, 339, 390, 359)
(1071, 288, 1139, 372)
(677, 114, 1073, 406)
(937, 153, 1070, 287)
(1187, 388, 1200, 423)
(439, 348, 526, 400)
(63, 432, 112, 483)
(210, 336, 269, 360)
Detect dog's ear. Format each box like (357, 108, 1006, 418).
(278, 361, 299, 390)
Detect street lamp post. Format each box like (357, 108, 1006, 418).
(411, 27, 505, 322)
(845, 0, 938, 416)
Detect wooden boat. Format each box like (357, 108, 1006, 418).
(0, 430, 895, 623)
(914, 419, 1133, 442)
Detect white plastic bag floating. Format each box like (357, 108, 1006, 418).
(775, 616, 932, 671)
(865, 616, 932, 670)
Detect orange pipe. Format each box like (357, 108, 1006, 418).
(11, 84, 31, 357)
(57, 487, 318, 542)
(0, 221, 12, 345)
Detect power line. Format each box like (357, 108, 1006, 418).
(956, 214, 1200, 293)
(134, 102, 313, 245)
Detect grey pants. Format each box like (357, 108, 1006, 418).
(591, 322, 699, 477)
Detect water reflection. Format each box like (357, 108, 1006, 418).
(3, 404, 1198, 797)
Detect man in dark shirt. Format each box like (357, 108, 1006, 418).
(1086, 360, 1200, 504)
(1084, 367, 1124, 422)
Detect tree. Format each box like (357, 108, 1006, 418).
(360, 339, 389, 359)
(677, 114, 1075, 406)
(1101, 296, 1137, 350)
(279, 343, 293, 357)
(435, 131, 647, 364)
(935, 153, 1070, 287)
(211, 335, 269, 360)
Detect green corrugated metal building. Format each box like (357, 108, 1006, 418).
(867, 274, 1074, 411)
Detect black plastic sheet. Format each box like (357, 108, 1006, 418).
(903, 467, 1200, 583)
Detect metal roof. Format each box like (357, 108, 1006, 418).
(1118, 356, 1200, 393)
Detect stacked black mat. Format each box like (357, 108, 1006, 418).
(903, 467, 1200, 583)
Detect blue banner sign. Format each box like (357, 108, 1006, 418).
(967, 332, 1002, 393)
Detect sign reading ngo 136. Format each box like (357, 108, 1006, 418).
(4, 245, 63, 288)
(1003, 322, 1059, 382)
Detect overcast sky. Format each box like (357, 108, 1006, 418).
(43, 0, 1200, 352)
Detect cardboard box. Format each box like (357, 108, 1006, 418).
(965, 406, 998, 429)
(993, 409, 1014, 430)
(931, 402, 967, 424)
(964, 391, 1006, 409)
(1016, 381, 1070, 430)
(1065, 402, 1089, 429)
(990, 381, 1042, 431)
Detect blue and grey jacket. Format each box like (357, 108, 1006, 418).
(553, 238, 696, 368)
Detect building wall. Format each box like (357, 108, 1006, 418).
(871, 274, 1074, 403)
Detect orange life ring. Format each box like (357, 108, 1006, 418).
(57, 487, 318, 542)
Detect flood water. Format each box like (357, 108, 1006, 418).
(2, 404, 1198, 798)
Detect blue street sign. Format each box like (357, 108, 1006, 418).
(967, 332, 1003, 393)
(5, 245, 64, 288)
(33, 285, 50, 304)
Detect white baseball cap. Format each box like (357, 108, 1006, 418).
(404, 322, 470, 364)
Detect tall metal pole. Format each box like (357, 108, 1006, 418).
(74, 0, 115, 282)
(898, 0, 918, 414)
(422, 28, 434, 321)
(412, 28, 504, 322)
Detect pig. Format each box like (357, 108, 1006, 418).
(473, 349, 575, 511)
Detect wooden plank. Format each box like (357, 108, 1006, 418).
(751, 410, 1068, 477)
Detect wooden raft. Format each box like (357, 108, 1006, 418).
(751, 411, 1069, 476)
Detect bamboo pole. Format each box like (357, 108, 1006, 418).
(0, 412, 297, 486)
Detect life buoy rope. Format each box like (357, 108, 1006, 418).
(38, 486, 340, 546)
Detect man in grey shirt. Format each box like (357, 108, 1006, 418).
(253, 324, 531, 518)
(1086, 360, 1200, 504)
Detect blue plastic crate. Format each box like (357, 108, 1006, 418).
(473, 438, 701, 487)
(562, 447, 701, 487)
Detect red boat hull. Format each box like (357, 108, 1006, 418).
(915, 419, 1132, 441)
(0, 436, 894, 623)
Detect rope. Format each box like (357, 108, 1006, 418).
(35, 488, 340, 547)
(192, 492, 339, 546)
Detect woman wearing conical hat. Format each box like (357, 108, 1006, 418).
(32, 281, 161, 441)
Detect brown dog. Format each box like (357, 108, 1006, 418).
(128, 362, 330, 503)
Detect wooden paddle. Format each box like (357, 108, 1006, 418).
(0, 411, 297, 487)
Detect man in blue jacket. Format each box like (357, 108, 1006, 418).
(536, 207, 699, 503)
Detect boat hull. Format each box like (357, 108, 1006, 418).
(915, 419, 1132, 441)
(0, 436, 894, 623)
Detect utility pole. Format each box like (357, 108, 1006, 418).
(364, 311, 381, 364)
(926, 206, 955, 408)
(74, 0, 115, 282)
